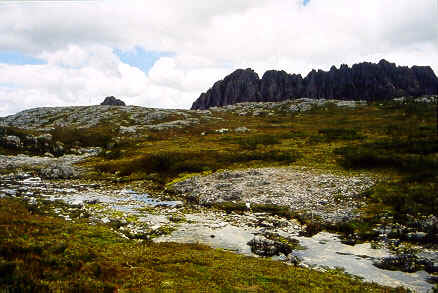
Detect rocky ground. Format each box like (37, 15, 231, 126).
(0, 97, 381, 135)
(172, 167, 375, 224)
(0, 105, 198, 130)
(0, 148, 100, 179)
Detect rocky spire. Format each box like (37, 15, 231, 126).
(191, 60, 438, 109)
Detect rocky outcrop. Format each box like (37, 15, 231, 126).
(100, 96, 126, 106)
(0, 128, 65, 156)
(194, 69, 262, 108)
(191, 60, 438, 109)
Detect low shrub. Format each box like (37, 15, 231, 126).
(335, 144, 438, 173)
(318, 128, 362, 140)
(370, 182, 438, 221)
(236, 134, 281, 150)
(51, 126, 114, 148)
(309, 128, 363, 143)
(96, 149, 300, 181)
(0, 126, 34, 139)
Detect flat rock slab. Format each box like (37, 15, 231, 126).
(172, 167, 375, 223)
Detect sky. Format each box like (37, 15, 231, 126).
(0, 0, 437, 116)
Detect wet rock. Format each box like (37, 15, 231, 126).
(407, 232, 428, 241)
(40, 163, 76, 179)
(172, 182, 197, 195)
(216, 171, 243, 180)
(290, 103, 312, 113)
(215, 128, 229, 134)
(215, 183, 233, 190)
(374, 254, 432, 273)
(37, 133, 53, 142)
(53, 141, 65, 155)
(222, 191, 242, 201)
(84, 199, 100, 204)
(247, 237, 293, 257)
(234, 127, 249, 133)
(119, 126, 137, 135)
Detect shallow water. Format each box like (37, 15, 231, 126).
(294, 232, 434, 293)
(44, 188, 182, 213)
(156, 214, 256, 255)
(157, 221, 435, 293)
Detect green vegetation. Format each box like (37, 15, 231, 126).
(312, 128, 364, 142)
(210, 202, 297, 219)
(0, 198, 406, 292)
(95, 149, 299, 183)
(0, 126, 37, 155)
(51, 125, 116, 148)
(332, 117, 437, 242)
(234, 134, 281, 150)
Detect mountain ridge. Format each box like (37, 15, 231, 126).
(191, 59, 438, 110)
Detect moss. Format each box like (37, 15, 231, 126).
(146, 225, 177, 239)
(166, 170, 213, 187)
(168, 214, 187, 223)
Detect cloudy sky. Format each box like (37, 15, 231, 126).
(0, 0, 437, 116)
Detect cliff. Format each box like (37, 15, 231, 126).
(191, 60, 438, 109)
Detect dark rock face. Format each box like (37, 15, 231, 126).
(193, 69, 262, 109)
(100, 96, 126, 106)
(191, 60, 438, 109)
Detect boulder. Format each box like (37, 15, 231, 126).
(100, 96, 126, 106)
(247, 237, 293, 257)
(234, 127, 250, 133)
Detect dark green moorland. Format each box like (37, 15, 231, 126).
(1, 99, 437, 292)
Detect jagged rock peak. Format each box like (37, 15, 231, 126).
(191, 60, 438, 110)
(100, 96, 126, 106)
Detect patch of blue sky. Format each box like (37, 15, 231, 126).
(0, 82, 20, 89)
(303, 0, 310, 5)
(114, 47, 174, 73)
(0, 51, 46, 65)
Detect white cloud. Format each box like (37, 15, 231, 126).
(0, 0, 437, 116)
(0, 47, 230, 115)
